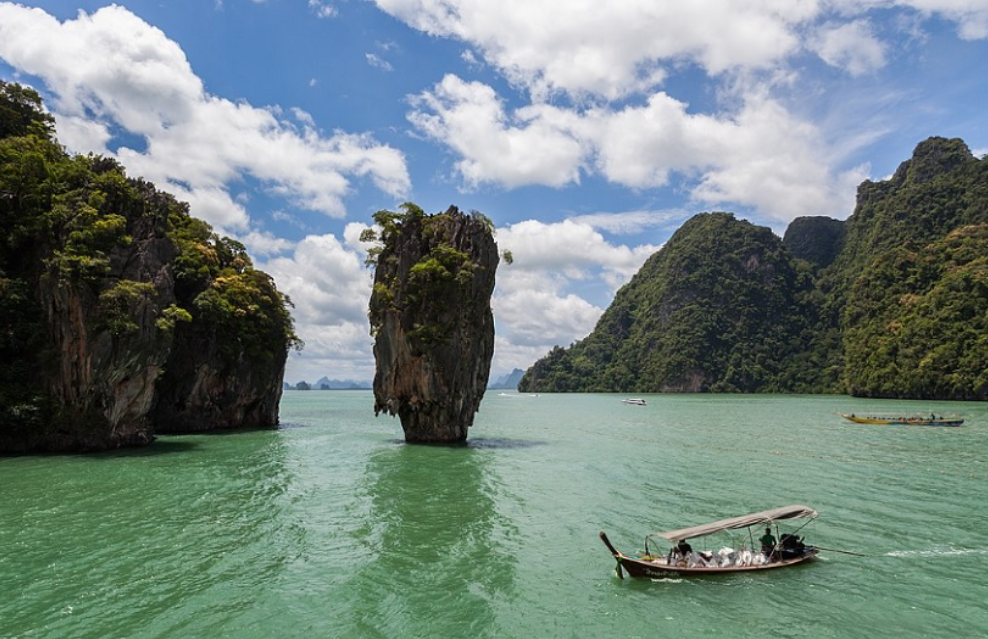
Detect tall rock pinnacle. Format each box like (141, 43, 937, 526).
(368, 204, 498, 444)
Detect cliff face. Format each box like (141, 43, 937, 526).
(152, 274, 288, 433)
(369, 205, 498, 443)
(0, 82, 295, 452)
(37, 211, 176, 450)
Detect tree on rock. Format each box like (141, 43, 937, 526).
(366, 203, 499, 444)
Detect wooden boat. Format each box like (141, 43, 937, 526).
(622, 398, 646, 406)
(839, 413, 963, 427)
(600, 504, 819, 578)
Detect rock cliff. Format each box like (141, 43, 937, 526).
(0, 81, 295, 452)
(368, 204, 498, 443)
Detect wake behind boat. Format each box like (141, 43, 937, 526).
(839, 413, 963, 427)
(600, 504, 819, 578)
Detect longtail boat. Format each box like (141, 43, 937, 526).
(839, 413, 964, 427)
(600, 504, 819, 578)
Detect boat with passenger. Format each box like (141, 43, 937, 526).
(599, 504, 819, 578)
(839, 413, 963, 427)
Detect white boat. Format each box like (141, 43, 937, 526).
(622, 398, 646, 406)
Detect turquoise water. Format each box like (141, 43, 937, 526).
(2, 392, 988, 638)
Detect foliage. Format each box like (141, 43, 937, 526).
(193, 269, 300, 362)
(0, 80, 55, 140)
(368, 203, 492, 349)
(156, 304, 193, 334)
(97, 280, 156, 335)
(843, 224, 988, 398)
(0, 81, 300, 445)
(521, 213, 815, 393)
(521, 137, 988, 399)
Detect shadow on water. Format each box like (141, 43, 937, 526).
(0, 439, 201, 459)
(89, 439, 202, 458)
(341, 442, 516, 637)
(381, 437, 546, 450)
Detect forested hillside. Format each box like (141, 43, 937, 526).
(520, 137, 988, 399)
(520, 212, 816, 393)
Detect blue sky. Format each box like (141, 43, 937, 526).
(1, 1, 987, 384)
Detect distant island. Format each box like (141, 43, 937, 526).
(284, 368, 523, 392)
(521, 137, 988, 401)
(285, 378, 372, 391)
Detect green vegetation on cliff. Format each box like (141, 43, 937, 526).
(521, 213, 815, 393)
(829, 138, 988, 399)
(365, 203, 499, 443)
(521, 137, 988, 400)
(0, 81, 298, 450)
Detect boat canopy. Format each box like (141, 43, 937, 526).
(650, 504, 818, 542)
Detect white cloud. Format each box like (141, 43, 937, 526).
(811, 20, 887, 75)
(408, 75, 585, 188)
(372, 0, 814, 100)
(375, 0, 988, 103)
(410, 76, 862, 223)
(259, 230, 377, 382)
(0, 4, 410, 233)
(309, 0, 337, 19)
(240, 230, 296, 257)
(898, 0, 988, 39)
(366, 53, 394, 72)
(487, 218, 660, 372)
(263, 217, 660, 382)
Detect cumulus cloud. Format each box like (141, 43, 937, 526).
(811, 20, 887, 75)
(260, 217, 659, 381)
(408, 75, 585, 188)
(374, 0, 988, 102)
(0, 4, 410, 233)
(391, 0, 987, 227)
(258, 228, 377, 382)
(372, 0, 813, 100)
(410, 76, 863, 223)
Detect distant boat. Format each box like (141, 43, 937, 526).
(839, 413, 963, 427)
(600, 504, 820, 578)
(622, 398, 646, 406)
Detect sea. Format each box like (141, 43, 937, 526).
(2, 392, 987, 638)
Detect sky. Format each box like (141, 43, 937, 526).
(1, 1, 987, 385)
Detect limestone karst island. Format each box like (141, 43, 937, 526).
(365, 203, 499, 444)
(0, 82, 298, 453)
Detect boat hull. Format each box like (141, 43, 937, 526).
(839, 414, 963, 427)
(600, 532, 818, 578)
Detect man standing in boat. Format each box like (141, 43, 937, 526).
(760, 527, 777, 558)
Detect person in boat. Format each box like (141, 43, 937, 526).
(675, 539, 693, 557)
(668, 538, 693, 564)
(779, 533, 806, 559)
(759, 527, 777, 557)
